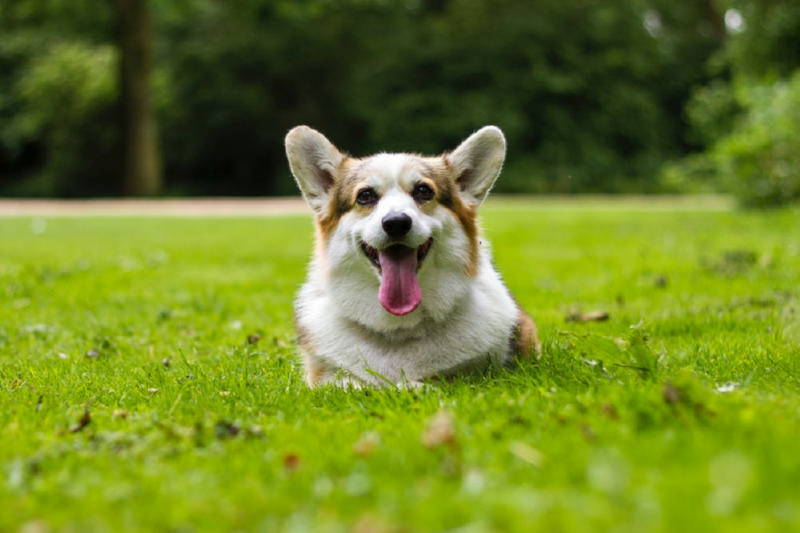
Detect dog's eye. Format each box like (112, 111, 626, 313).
(356, 188, 379, 206)
(412, 183, 435, 203)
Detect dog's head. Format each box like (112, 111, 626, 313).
(286, 126, 505, 321)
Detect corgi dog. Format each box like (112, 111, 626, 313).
(285, 125, 539, 387)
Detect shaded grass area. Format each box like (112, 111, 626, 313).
(1, 200, 799, 532)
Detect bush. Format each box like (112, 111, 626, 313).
(711, 73, 800, 207)
(658, 154, 719, 195)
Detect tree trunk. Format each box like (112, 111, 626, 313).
(116, 0, 162, 196)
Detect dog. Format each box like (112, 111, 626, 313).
(285, 125, 539, 387)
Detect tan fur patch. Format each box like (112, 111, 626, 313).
(296, 321, 331, 386)
(305, 360, 327, 386)
(295, 319, 315, 355)
(427, 157, 480, 276)
(511, 306, 541, 359)
(316, 157, 361, 239)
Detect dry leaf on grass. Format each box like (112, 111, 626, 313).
(69, 410, 91, 433)
(214, 420, 240, 439)
(18, 520, 49, 533)
(509, 441, 543, 466)
(566, 309, 610, 323)
(663, 381, 682, 405)
(422, 410, 457, 448)
(353, 431, 381, 457)
(283, 453, 301, 473)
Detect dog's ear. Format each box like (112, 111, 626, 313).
(285, 126, 345, 213)
(446, 126, 506, 207)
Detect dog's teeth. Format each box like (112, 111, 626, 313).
(416, 238, 433, 262)
(361, 242, 381, 270)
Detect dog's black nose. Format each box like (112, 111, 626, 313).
(382, 212, 412, 238)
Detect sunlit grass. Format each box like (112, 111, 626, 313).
(1, 199, 799, 532)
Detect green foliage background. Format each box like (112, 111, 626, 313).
(0, 0, 799, 203)
(663, 0, 800, 206)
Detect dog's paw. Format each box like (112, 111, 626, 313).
(396, 380, 434, 391)
(333, 377, 364, 390)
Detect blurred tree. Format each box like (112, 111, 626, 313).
(723, 0, 800, 79)
(154, 0, 714, 195)
(644, 0, 727, 146)
(342, 0, 720, 193)
(114, 0, 162, 196)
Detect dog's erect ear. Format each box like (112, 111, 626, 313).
(446, 126, 506, 207)
(285, 126, 345, 213)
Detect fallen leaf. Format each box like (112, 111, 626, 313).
(69, 410, 91, 433)
(601, 403, 619, 420)
(663, 381, 682, 405)
(214, 420, 240, 439)
(509, 441, 543, 466)
(705, 249, 758, 277)
(353, 431, 381, 457)
(272, 337, 289, 349)
(112, 409, 129, 420)
(352, 514, 391, 533)
(247, 425, 264, 438)
(715, 382, 740, 393)
(283, 453, 301, 473)
(566, 310, 610, 323)
(18, 520, 49, 533)
(422, 410, 457, 448)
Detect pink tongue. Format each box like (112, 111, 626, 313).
(378, 245, 421, 316)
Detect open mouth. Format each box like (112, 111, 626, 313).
(360, 238, 433, 273)
(359, 238, 433, 316)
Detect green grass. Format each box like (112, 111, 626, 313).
(1, 198, 799, 532)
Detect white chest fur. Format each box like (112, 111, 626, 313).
(295, 249, 518, 385)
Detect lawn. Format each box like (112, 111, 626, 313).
(1, 198, 799, 532)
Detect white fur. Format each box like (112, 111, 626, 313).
(286, 126, 521, 387)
